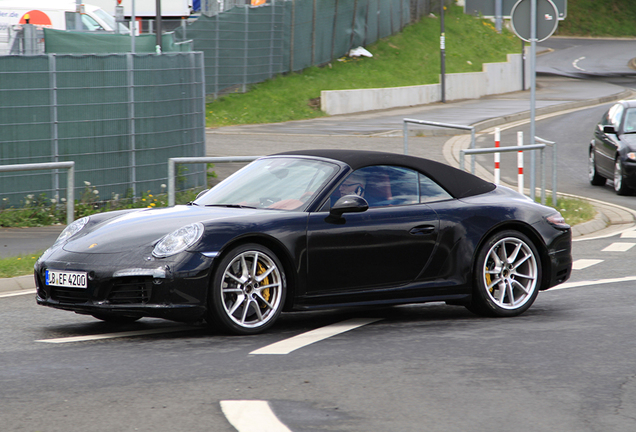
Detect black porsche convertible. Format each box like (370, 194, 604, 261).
(35, 150, 572, 334)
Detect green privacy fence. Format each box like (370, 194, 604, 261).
(0, 52, 206, 208)
(182, 0, 433, 97)
(43, 29, 193, 54)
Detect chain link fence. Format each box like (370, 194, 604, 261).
(0, 52, 206, 208)
(183, 0, 442, 97)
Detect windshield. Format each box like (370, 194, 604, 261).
(93, 8, 131, 34)
(194, 157, 340, 211)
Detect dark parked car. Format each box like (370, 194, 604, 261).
(589, 99, 636, 195)
(35, 150, 572, 334)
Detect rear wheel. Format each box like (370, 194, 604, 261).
(207, 244, 286, 335)
(467, 230, 541, 317)
(614, 159, 632, 195)
(588, 149, 606, 186)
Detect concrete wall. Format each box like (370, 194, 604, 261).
(321, 53, 528, 115)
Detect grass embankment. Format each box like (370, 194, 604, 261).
(557, 0, 636, 37)
(206, 5, 520, 127)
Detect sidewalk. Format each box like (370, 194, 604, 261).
(2, 75, 636, 293)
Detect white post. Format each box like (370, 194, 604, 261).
(517, 131, 524, 194)
(494, 128, 501, 184)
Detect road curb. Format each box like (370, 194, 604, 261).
(0, 275, 35, 295)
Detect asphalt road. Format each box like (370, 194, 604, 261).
(2, 230, 636, 432)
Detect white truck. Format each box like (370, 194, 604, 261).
(0, 0, 126, 54)
(90, 0, 194, 19)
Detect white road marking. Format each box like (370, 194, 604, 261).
(0, 289, 36, 299)
(550, 275, 636, 291)
(250, 317, 383, 355)
(621, 230, 636, 238)
(573, 56, 586, 71)
(35, 326, 194, 343)
(601, 242, 636, 252)
(220, 400, 292, 432)
(572, 259, 603, 270)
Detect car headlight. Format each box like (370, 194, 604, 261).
(52, 216, 89, 247)
(152, 222, 204, 258)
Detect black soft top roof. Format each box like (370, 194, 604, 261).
(274, 149, 496, 199)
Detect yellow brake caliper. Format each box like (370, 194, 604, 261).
(257, 261, 271, 306)
(486, 256, 493, 293)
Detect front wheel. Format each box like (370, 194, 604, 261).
(614, 159, 632, 195)
(207, 244, 286, 335)
(467, 230, 541, 317)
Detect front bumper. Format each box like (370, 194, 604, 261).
(544, 228, 572, 290)
(34, 247, 214, 322)
(621, 157, 636, 190)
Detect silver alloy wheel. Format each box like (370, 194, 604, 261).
(614, 159, 623, 192)
(481, 236, 538, 310)
(588, 151, 596, 182)
(219, 250, 283, 329)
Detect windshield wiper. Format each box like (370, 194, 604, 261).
(204, 204, 258, 209)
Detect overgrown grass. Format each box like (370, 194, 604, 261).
(551, 197, 597, 226)
(557, 0, 636, 37)
(206, 5, 521, 127)
(0, 186, 204, 228)
(0, 164, 217, 227)
(0, 253, 40, 279)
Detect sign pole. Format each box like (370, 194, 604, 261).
(529, 0, 536, 200)
(440, 1, 446, 103)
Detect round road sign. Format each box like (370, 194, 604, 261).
(510, 0, 559, 42)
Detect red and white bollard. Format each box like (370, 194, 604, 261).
(494, 128, 500, 184)
(517, 131, 524, 194)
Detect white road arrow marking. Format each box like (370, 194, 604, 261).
(220, 400, 292, 432)
(250, 317, 383, 355)
(572, 259, 603, 270)
(36, 326, 194, 343)
(602, 242, 636, 252)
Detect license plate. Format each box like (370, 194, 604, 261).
(45, 270, 88, 289)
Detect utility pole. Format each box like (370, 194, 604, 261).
(156, 0, 163, 53)
(440, 1, 446, 103)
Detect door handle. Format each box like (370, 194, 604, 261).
(409, 225, 435, 235)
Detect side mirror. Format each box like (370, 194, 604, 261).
(329, 194, 369, 217)
(603, 125, 617, 134)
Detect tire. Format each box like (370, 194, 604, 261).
(467, 230, 541, 317)
(207, 244, 286, 335)
(589, 149, 606, 186)
(614, 159, 632, 196)
(92, 313, 141, 324)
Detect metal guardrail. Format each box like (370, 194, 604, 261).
(460, 143, 556, 205)
(0, 162, 75, 225)
(403, 118, 476, 173)
(168, 156, 263, 206)
(535, 136, 557, 207)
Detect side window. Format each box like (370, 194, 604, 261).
(65, 12, 105, 31)
(419, 173, 452, 203)
(332, 166, 419, 208)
